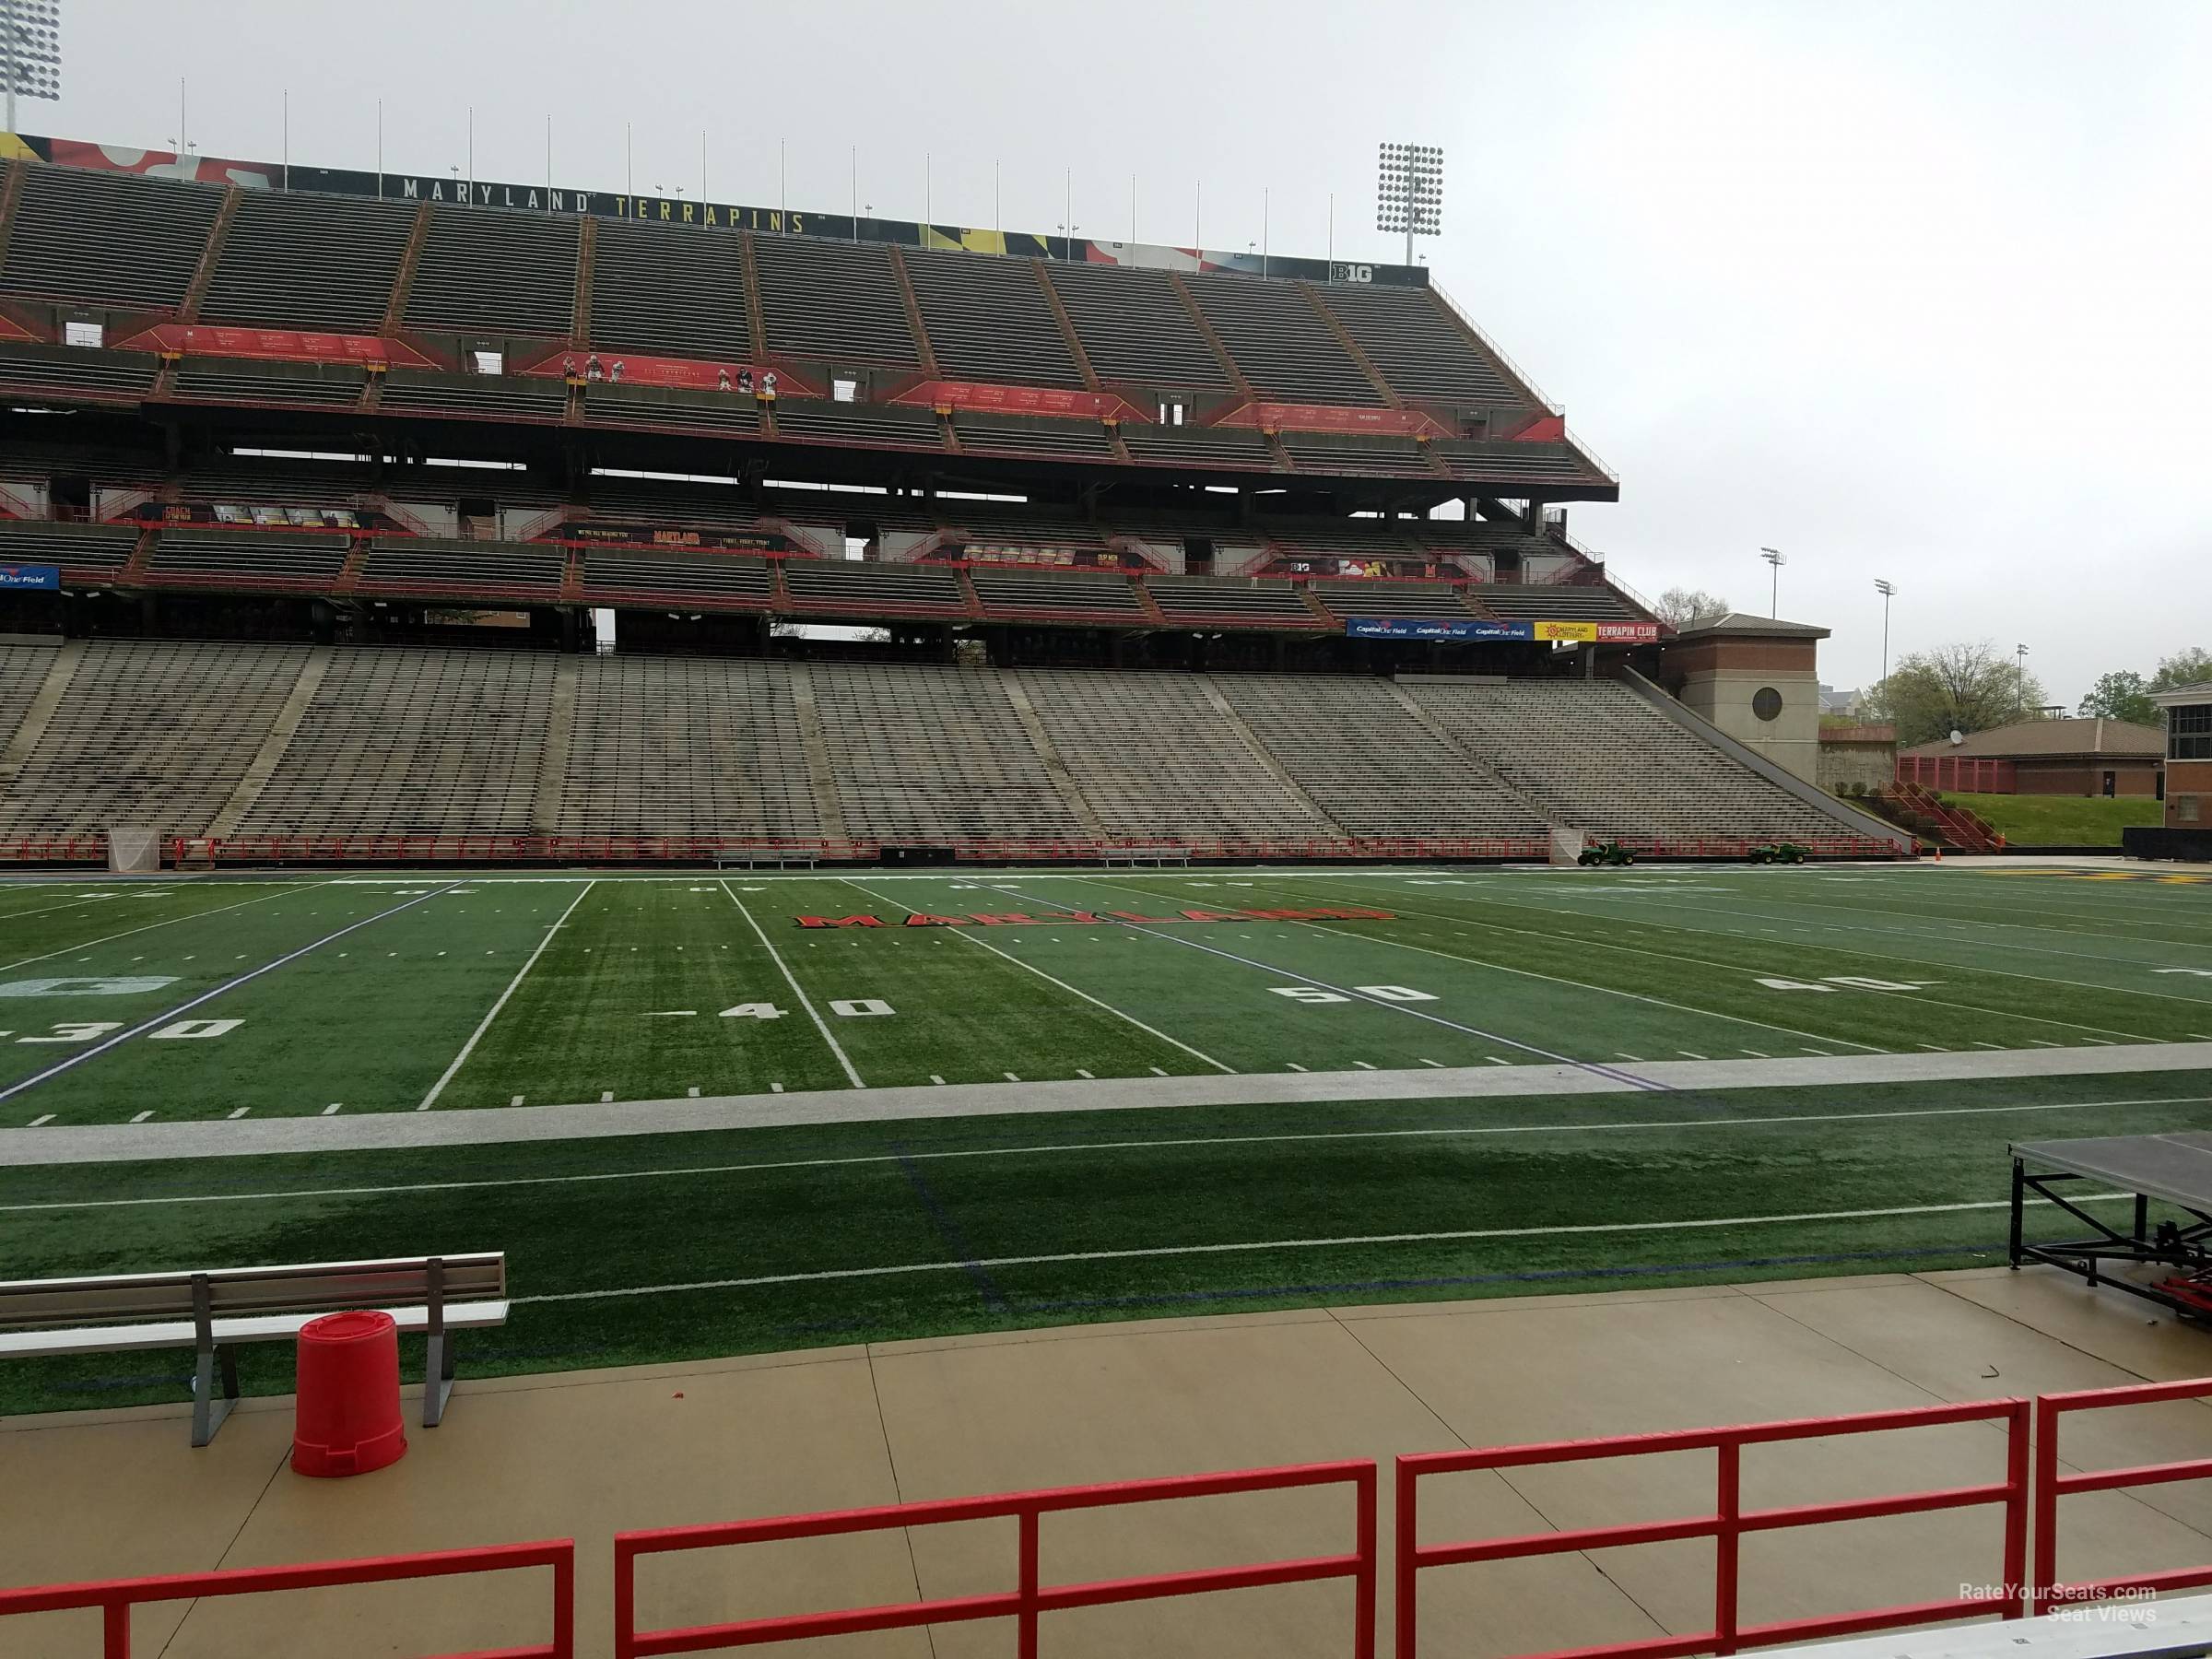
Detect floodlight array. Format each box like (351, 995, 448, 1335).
(0, 0, 60, 100)
(1375, 141, 1442, 235)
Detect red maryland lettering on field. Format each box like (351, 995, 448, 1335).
(796, 914, 886, 928)
(900, 913, 974, 926)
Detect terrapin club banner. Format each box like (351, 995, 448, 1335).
(4, 133, 1430, 289)
(1347, 617, 1661, 643)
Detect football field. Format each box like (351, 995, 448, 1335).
(4, 861, 2211, 1414)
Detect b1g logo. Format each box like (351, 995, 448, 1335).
(1330, 262, 1375, 284)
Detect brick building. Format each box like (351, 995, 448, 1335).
(1897, 717, 2164, 797)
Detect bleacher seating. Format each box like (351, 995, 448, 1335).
(953, 417, 1114, 461)
(782, 559, 966, 616)
(144, 527, 352, 586)
(588, 217, 750, 360)
(809, 663, 1085, 843)
(1041, 263, 1233, 390)
(199, 191, 417, 335)
(970, 570, 1144, 618)
(1018, 669, 1332, 842)
(1213, 675, 1547, 840)
(1279, 432, 1437, 477)
(240, 647, 556, 836)
(1405, 679, 1845, 843)
(749, 235, 919, 367)
(562, 656, 820, 840)
(582, 384, 763, 439)
(171, 362, 368, 409)
(1315, 285, 1525, 409)
(576, 549, 773, 608)
(1477, 582, 1632, 620)
(772, 398, 942, 451)
(1310, 581, 1472, 619)
(0, 164, 223, 312)
(356, 537, 566, 596)
(403, 206, 579, 338)
(900, 248, 1079, 385)
(0, 641, 301, 836)
(1436, 441, 1600, 485)
(0, 344, 157, 403)
(0, 523, 139, 578)
(1148, 577, 1319, 626)
(379, 371, 569, 423)
(1117, 422, 1277, 469)
(0, 641, 60, 751)
(1182, 275, 1382, 406)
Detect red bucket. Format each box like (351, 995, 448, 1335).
(292, 1309, 408, 1477)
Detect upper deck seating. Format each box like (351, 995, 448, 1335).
(1476, 583, 1633, 620)
(0, 522, 139, 578)
(772, 398, 942, 451)
(749, 235, 919, 367)
(403, 206, 579, 338)
(1148, 577, 1317, 626)
(1316, 285, 1525, 409)
(0, 164, 222, 312)
(782, 559, 966, 616)
(1309, 581, 1472, 619)
(0, 344, 157, 402)
(970, 570, 1144, 618)
(582, 384, 763, 439)
(1279, 431, 1437, 477)
(953, 417, 1113, 461)
(145, 527, 351, 585)
(1042, 263, 1232, 391)
(901, 248, 1079, 386)
(1116, 422, 1277, 470)
(1182, 274, 1382, 406)
(379, 371, 569, 423)
(576, 549, 773, 607)
(199, 191, 417, 334)
(171, 362, 368, 409)
(588, 217, 750, 360)
(356, 537, 566, 596)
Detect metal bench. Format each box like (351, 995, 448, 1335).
(1102, 849, 1192, 868)
(0, 1253, 507, 1445)
(713, 850, 818, 870)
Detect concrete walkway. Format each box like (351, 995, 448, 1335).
(5, 1265, 2210, 1657)
(10, 1041, 2212, 1167)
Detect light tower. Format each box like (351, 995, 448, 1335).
(0, 0, 60, 136)
(1375, 142, 1442, 267)
(1760, 547, 1786, 617)
(1873, 578, 1896, 689)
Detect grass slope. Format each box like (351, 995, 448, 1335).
(1940, 791, 2163, 846)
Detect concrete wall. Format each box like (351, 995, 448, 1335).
(1818, 737, 1894, 795)
(1677, 666, 1822, 782)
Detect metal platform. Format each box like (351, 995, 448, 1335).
(2011, 1132, 2212, 1316)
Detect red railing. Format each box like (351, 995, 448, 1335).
(0, 837, 107, 863)
(1394, 1397, 2031, 1659)
(2033, 1377, 2212, 1614)
(612, 1461, 1377, 1659)
(0, 1538, 574, 1658)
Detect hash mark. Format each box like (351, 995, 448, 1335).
(1004, 1072, 1021, 1082)
(1148, 1066, 1169, 1076)
(322, 1103, 342, 1115)
(1485, 1056, 1511, 1065)
(929, 1075, 946, 1085)
(228, 1107, 248, 1119)
(1075, 1068, 1093, 1078)
(27, 1113, 52, 1127)
(770, 1082, 785, 1094)
(1616, 1053, 1644, 1062)
(600, 1090, 614, 1101)
(129, 1110, 152, 1123)
(1353, 1060, 1377, 1070)
(1740, 1048, 1769, 1058)
(1418, 1058, 1443, 1067)
(1677, 1051, 1706, 1060)
(1287, 1063, 1307, 1072)
(687, 1087, 700, 1098)
(510, 1094, 524, 1106)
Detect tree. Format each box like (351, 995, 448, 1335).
(1864, 640, 2048, 747)
(2078, 670, 2157, 725)
(1653, 586, 1732, 630)
(2152, 647, 2212, 692)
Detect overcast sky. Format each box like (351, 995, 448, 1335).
(47, 0, 2212, 702)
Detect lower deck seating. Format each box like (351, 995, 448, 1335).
(0, 641, 1874, 852)
(1018, 669, 1331, 842)
(1406, 679, 1845, 842)
(0, 641, 303, 836)
(562, 657, 820, 841)
(1213, 675, 1548, 841)
(240, 648, 556, 837)
(809, 663, 1085, 844)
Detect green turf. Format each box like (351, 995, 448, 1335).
(2, 862, 2210, 1417)
(1940, 791, 2165, 846)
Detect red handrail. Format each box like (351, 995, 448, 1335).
(1394, 1397, 2031, 1659)
(0, 1538, 574, 1658)
(612, 1460, 1377, 1658)
(2032, 1376, 2212, 1614)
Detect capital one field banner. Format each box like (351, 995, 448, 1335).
(0, 564, 59, 590)
(2, 132, 1429, 289)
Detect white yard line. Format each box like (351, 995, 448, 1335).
(724, 881, 864, 1088)
(416, 880, 596, 1112)
(0, 878, 345, 975)
(516, 1190, 2140, 1306)
(842, 877, 1234, 1075)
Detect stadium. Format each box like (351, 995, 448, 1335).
(2, 23, 2211, 1659)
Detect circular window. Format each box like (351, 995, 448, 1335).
(1751, 687, 1784, 723)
